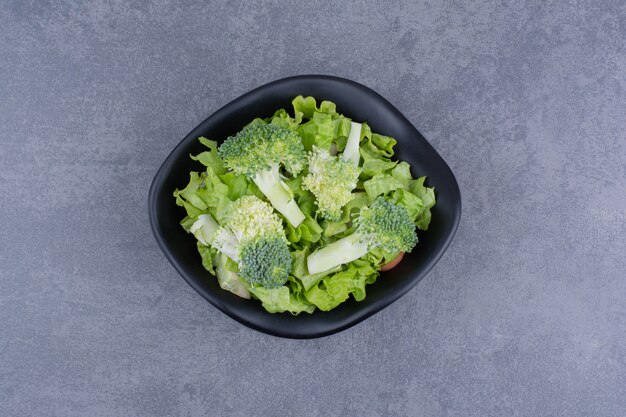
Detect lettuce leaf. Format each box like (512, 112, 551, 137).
(370, 133, 396, 157)
(285, 215, 323, 247)
(174, 138, 233, 222)
(319, 192, 369, 238)
(292, 95, 318, 119)
(363, 173, 407, 200)
(390, 189, 424, 222)
(409, 177, 436, 230)
(291, 248, 340, 291)
(190, 137, 226, 174)
(197, 242, 217, 274)
(292, 96, 352, 151)
(304, 261, 379, 311)
(360, 158, 398, 179)
(219, 172, 252, 201)
(267, 108, 302, 130)
(391, 162, 412, 186)
(248, 285, 315, 314)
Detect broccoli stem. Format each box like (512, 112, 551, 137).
(253, 164, 305, 227)
(215, 253, 251, 299)
(190, 214, 239, 261)
(306, 232, 370, 274)
(342, 122, 362, 167)
(190, 214, 219, 246)
(213, 229, 240, 262)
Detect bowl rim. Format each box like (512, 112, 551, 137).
(148, 74, 462, 338)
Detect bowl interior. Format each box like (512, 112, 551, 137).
(149, 75, 461, 338)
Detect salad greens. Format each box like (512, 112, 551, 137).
(174, 96, 436, 314)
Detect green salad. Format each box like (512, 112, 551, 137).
(173, 96, 436, 314)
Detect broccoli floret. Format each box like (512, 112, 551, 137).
(302, 146, 361, 221)
(238, 238, 292, 289)
(189, 196, 293, 288)
(306, 197, 417, 274)
(218, 196, 292, 288)
(218, 123, 306, 227)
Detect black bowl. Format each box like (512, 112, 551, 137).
(149, 75, 461, 338)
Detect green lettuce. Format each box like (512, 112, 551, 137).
(409, 177, 436, 230)
(174, 137, 233, 223)
(197, 242, 217, 274)
(291, 248, 340, 291)
(248, 285, 315, 314)
(304, 260, 379, 311)
(267, 108, 303, 130)
(292, 95, 352, 151)
(363, 173, 407, 200)
(190, 137, 226, 174)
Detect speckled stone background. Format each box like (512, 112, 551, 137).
(1, 1, 624, 416)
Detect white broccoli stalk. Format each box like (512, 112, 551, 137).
(190, 214, 239, 261)
(342, 121, 362, 167)
(252, 164, 305, 227)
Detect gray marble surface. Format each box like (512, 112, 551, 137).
(1, 1, 625, 416)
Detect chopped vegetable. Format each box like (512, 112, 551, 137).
(306, 198, 417, 274)
(302, 146, 361, 221)
(173, 96, 436, 314)
(218, 123, 307, 227)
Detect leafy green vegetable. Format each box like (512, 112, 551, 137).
(174, 96, 437, 314)
(267, 108, 302, 130)
(291, 248, 340, 291)
(197, 242, 217, 275)
(248, 285, 315, 314)
(285, 216, 323, 247)
(292, 95, 352, 151)
(304, 261, 378, 311)
(292, 95, 318, 119)
(363, 174, 407, 201)
(360, 158, 398, 179)
(371, 134, 396, 155)
(409, 177, 436, 230)
(190, 137, 226, 174)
